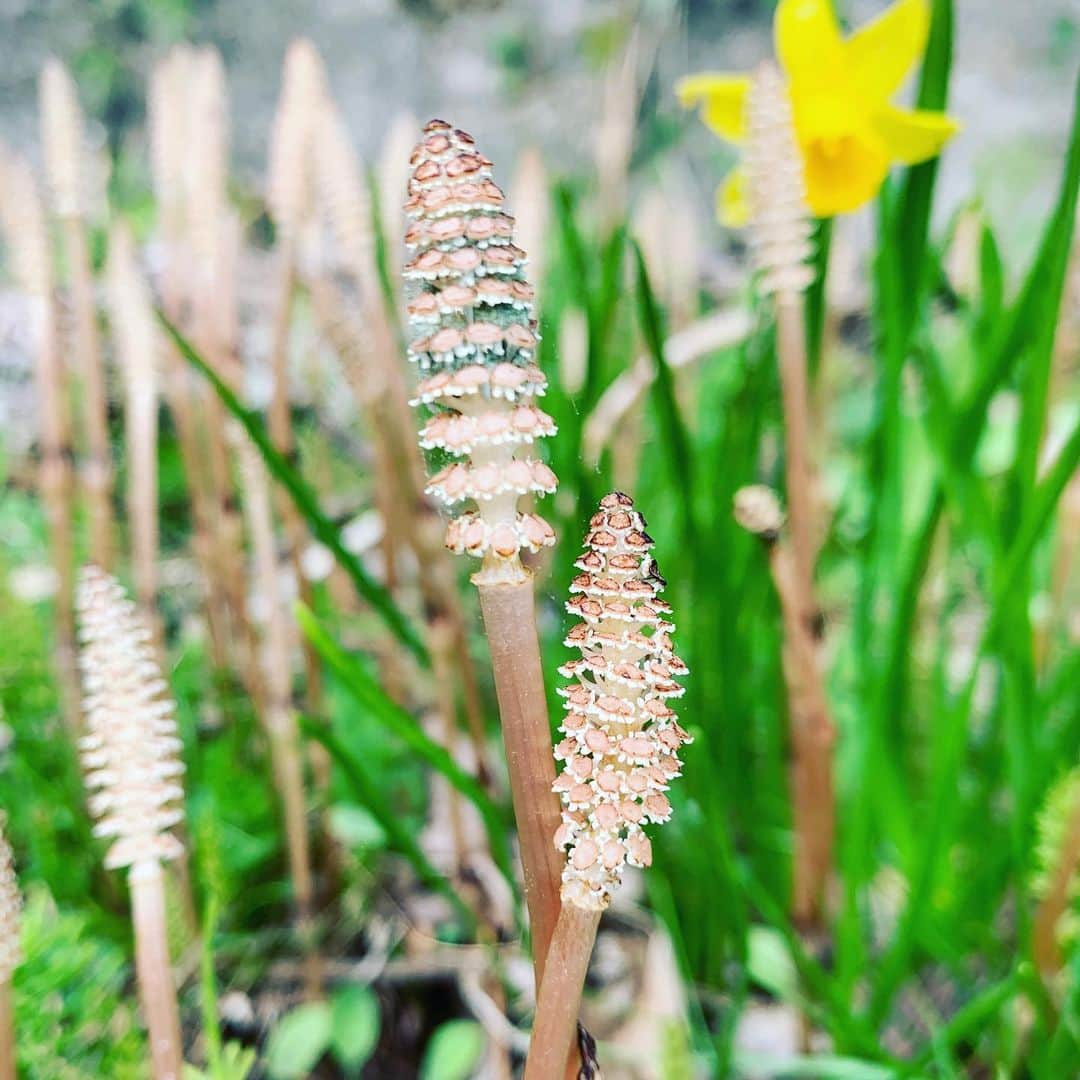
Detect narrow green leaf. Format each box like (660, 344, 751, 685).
(367, 166, 407, 357)
(960, 72, 1080, 439)
(298, 716, 477, 931)
(898, 972, 1022, 1077)
(859, 84, 1080, 1013)
(868, 414, 1080, 1025)
(805, 217, 832, 378)
(893, 0, 954, 311)
(1003, 72, 1080, 524)
(553, 183, 592, 318)
(977, 222, 1004, 331)
(158, 312, 429, 667)
(991, 412, 1080, 628)
(737, 867, 884, 1059)
(631, 238, 697, 541)
(734, 1055, 923, 1080)
(295, 604, 517, 897)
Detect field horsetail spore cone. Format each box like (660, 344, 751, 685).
(406, 119, 557, 582)
(76, 566, 186, 1080)
(524, 492, 689, 1080)
(404, 120, 567, 1006)
(553, 492, 690, 907)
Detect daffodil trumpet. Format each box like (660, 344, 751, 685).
(678, 0, 960, 223)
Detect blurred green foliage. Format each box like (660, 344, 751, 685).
(14, 887, 147, 1078)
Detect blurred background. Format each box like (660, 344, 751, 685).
(0, 1, 1078, 1078)
(0, 0, 1076, 246)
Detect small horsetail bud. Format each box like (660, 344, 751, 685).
(745, 62, 814, 297)
(734, 484, 785, 542)
(552, 493, 691, 910)
(76, 566, 185, 871)
(405, 120, 557, 577)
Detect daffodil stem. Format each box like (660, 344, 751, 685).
(129, 860, 184, 1080)
(776, 290, 835, 928)
(524, 902, 601, 1080)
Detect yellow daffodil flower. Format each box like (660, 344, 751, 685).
(677, 0, 961, 222)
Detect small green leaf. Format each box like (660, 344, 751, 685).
(330, 984, 381, 1072)
(419, 1019, 485, 1080)
(328, 803, 387, 851)
(747, 925, 798, 1003)
(265, 1002, 333, 1079)
(218, 1042, 258, 1080)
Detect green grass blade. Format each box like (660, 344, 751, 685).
(298, 716, 477, 931)
(631, 238, 697, 541)
(893, 0, 954, 310)
(159, 313, 430, 667)
(734, 1055, 923, 1080)
(805, 217, 832, 378)
(856, 84, 1080, 1002)
(991, 413, 1080, 629)
(898, 970, 1023, 1077)
(1002, 72, 1080, 531)
(367, 167, 407, 357)
(737, 867, 884, 1059)
(868, 416, 1080, 1024)
(959, 72, 1080, 438)
(295, 603, 517, 895)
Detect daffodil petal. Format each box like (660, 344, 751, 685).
(846, 0, 930, 102)
(676, 73, 750, 143)
(775, 0, 844, 90)
(717, 166, 750, 229)
(801, 131, 890, 217)
(873, 104, 961, 164)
